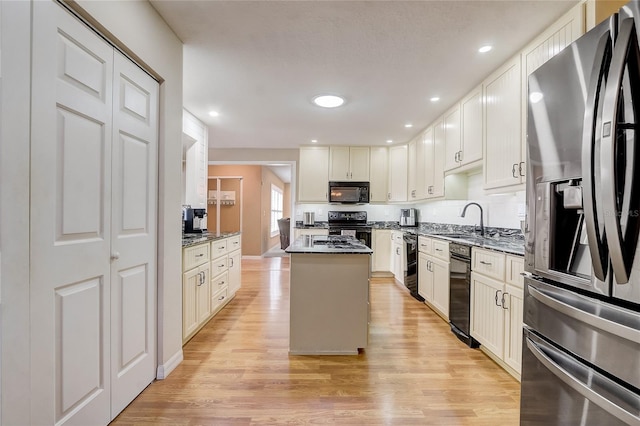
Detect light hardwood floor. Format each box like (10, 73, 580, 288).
(112, 257, 520, 425)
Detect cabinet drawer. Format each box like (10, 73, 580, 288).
(505, 255, 525, 288)
(211, 286, 229, 312)
(211, 239, 228, 258)
(432, 239, 450, 261)
(227, 235, 241, 252)
(183, 243, 210, 271)
(391, 231, 404, 244)
(472, 248, 505, 281)
(211, 271, 229, 292)
(418, 236, 432, 254)
(211, 255, 228, 276)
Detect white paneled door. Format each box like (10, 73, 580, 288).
(30, 2, 158, 425)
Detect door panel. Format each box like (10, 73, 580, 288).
(31, 2, 113, 424)
(110, 51, 158, 419)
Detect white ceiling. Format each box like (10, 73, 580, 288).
(151, 0, 579, 150)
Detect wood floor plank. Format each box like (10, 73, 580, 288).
(112, 256, 520, 425)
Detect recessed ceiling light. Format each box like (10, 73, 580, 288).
(312, 95, 345, 108)
(430, 97, 440, 102)
(386, 140, 393, 144)
(404, 124, 413, 128)
(311, 139, 318, 143)
(208, 111, 220, 117)
(479, 45, 493, 53)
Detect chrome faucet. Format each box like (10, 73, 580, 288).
(461, 202, 484, 237)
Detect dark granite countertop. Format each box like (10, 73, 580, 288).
(371, 222, 524, 256)
(294, 221, 329, 229)
(285, 235, 373, 254)
(181, 231, 241, 248)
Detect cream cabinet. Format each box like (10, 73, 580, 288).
(483, 55, 523, 191)
(182, 242, 212, 343)
(369, 147, 389, 202)
(443, 104, 462, 173)
(182, 234, 241, 344)
(418, 236, 450, 320)
(427, 119, 446, 198)
(372, 229, 392, 273)
(391, 231, 404, 284)
(183, 110, 208, 208)
(388, 145, 408, 202)
(470, 248, 525, 379)
(329, 146, 370, 181)
(408, 135, 427, 201)
(459, 86, 483, 169)
(298, 146, 329, 202)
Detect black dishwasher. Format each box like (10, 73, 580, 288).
(449, 242, 479, 347)
(403, 233, 424, 301)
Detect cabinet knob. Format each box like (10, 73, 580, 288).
(110, 252, 120, 261)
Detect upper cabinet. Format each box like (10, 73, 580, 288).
(442, 104, 462, 173)
(298, 146, 329, 202)
(483, 55, 523, 191)
(459, 86, 483, 169)
(329, 146, 370, 181)
(388, 144, 408, 202)
(369, 147, 389, 203)
(429, 118, 446, 198)
(183, 110, 208, 208)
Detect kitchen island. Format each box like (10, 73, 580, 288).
(285, 235, 373, 355)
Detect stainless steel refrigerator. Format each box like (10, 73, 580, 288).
(522, 2, 640, 424)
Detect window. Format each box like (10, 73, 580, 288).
(270, 184, 283, 237)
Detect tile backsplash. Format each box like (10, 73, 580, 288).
(296, 172, 525, 230)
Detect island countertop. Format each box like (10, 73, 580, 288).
(285, 235, 373, 254)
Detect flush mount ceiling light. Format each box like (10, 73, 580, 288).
(386, 139, 393, 144)
(312, 95, 345, 108)
(478, 45, 493, 53)
(311, 139, 318, 143)
(404, 124, 413, 128)
(208, 110, 220, 117)
(430, 97, 440, 102)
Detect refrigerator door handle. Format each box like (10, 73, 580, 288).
(525, 335, 640, 425)
(601, 18, 640, 284)
(528, 282, 640, 342)
(582, 30, 613, 281)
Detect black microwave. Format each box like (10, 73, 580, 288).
(328, 181, 370, 204)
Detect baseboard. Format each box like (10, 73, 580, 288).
(156, 349, 183, 380)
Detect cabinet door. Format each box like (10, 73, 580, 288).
(372, 230, 391, 272)
(415, 132, 427, 199)
(183, 110, 208, 208)
(299, 147, 329, 202)
(388, 145, 408, 202)
(407, 139, 417, 200)
(484, 55, 522, 190)
(182, 267, 200, 340)
(423, 126, 435, 197)
(349, 147, 370, 181)
(418, 253, 433, 302)
(392, 242, 404, 284)
(430, 118, 446, 198)
(503, 282, 524, 375)
(431, 257, 450, 319)
(443, 104, 461, 172)
(228, 249, 242, 294)
(470, 272, 504, 357)
(369, 147, 388, 202)
(196, 264, 211, 324)
(460, 86, 483, 167)
(329, 146, 350, 181)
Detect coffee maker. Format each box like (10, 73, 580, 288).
(183, 207, 208, 234)
(400, 208, 418, 227)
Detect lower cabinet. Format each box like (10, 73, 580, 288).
(418, 236, 450, 321)
(391, 231, 404, 284)
(372, 229, 391, 273)
(182, 234, 242, 344)
(470, 248, 524, 379)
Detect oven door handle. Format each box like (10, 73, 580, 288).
(525, 334, 640, 425)
(528, 283, 640, 343)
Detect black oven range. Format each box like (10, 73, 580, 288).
(327, 211, 371, 248)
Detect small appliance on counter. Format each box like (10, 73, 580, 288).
(399, 208, 418, 227)
(303, 212, 315, 226)
(183, 207, 207, 234)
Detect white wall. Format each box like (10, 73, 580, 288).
(1, 1, 183, 422)
(297, 172, 525, 229)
